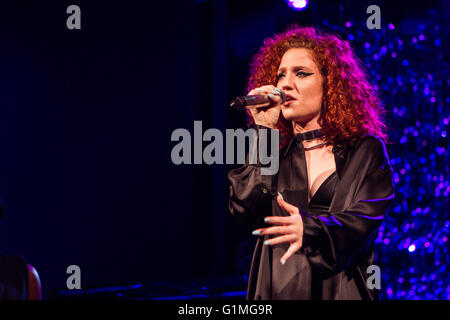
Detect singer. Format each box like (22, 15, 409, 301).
(228, 26, 394, 300)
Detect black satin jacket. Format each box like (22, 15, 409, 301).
(228, 126, 394, 300)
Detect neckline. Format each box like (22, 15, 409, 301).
(283, 128, 326, 157)
(308, 170, 337, 204)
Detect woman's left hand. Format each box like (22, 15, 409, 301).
(252, 194, 304, 265)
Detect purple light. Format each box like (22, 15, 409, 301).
(388, 23, 395, 30)
(360, 193, 395, 202)
(419, 34, 425, 41)
(393, 173, 400, 183)
(345, 21, 351, 28)
(318, 215, 343, 226)
(287, 0, 308, 10)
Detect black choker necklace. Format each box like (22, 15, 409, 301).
(284, 128, 327, 156)
(295, 128, 324, 142)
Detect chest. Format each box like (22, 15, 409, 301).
(304, 145, 336, 200)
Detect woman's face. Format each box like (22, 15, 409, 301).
(276, 48, 324, 127)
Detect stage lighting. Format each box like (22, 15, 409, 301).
(286, 0, 309, 11)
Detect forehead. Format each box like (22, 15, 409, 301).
(278, 48, 317, 69)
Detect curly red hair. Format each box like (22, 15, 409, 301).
(246, 25, 388, 146)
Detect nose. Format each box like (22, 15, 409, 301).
(279, 74, 294, 91)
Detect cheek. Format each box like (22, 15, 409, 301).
(298, 78, 322, 99)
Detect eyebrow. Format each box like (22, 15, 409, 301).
(277, 65, 312, 73)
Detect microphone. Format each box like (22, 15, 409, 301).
(229, 89, 286, 110)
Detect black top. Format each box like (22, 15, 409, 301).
(308, 171, 338, 215)
(228, 126, 394, 300)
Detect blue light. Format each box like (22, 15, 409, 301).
(221, 291, 248, 297)
(286, 0, 309, 11)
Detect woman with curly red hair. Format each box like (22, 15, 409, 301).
(228, 26, 394, 300)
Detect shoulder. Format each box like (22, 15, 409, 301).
(354, 134, 386, 152)
(27, 264, 42, 300)
(333, 135, 392, 180)
(351, 135, 390, 167)
(354, 134, 385, 148)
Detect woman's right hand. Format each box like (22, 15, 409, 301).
(247, 85, 283, 129)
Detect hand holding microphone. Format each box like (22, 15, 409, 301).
(230, 85, 285, 129)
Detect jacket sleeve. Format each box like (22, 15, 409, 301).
(301, 136, 394, 275)
(227, 125, 279, 232)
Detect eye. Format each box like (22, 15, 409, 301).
(276, 73, 285, 81)
(296, 71, 313, 77)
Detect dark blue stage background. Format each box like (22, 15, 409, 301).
(0, 0, 448, 299)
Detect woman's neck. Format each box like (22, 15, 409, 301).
(292, 120, 322, 134)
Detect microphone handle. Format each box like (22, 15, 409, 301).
(229, 95, 270, 110)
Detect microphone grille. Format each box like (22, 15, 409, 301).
(274, 89, 286, 104)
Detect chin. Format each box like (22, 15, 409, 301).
(282, 107, 320, 124)
(281, 109, 304, 121)
(281, 108, 295, 120)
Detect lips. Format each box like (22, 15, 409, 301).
(283, 94, 296, 106)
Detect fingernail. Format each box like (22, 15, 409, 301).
(281, 259, 286, 265)
(277, 192, 284, 200)
(252, 230, 260, 236)
(264, 217, 270, 223)
(267, 94, 276, 99)
(264, 240, 271, 245)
